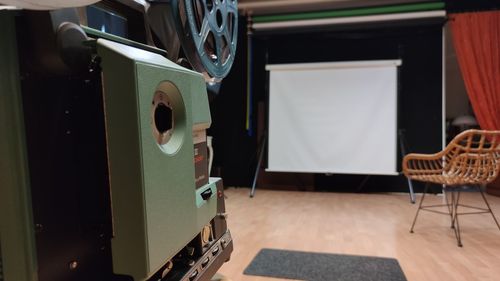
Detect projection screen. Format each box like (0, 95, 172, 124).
(266, 60, 401, 175)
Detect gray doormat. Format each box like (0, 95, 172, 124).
(243, 249, 407, 281)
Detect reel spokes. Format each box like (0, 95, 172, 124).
(175, 0, 238, 82)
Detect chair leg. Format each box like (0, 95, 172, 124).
(451, 190, 463, 247)
(476, 185, 500, 232)
(444, 187, 454, 228)
(410, 183, 429, 233)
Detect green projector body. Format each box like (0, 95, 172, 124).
(98, 39, 220, 280)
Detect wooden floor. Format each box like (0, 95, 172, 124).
(216, 188, 500, 281)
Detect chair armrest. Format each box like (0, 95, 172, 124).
(403, 152, 444, 178)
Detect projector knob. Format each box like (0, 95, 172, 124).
(201, 189, 213, 200)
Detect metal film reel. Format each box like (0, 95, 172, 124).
(172, 0, 238, 82)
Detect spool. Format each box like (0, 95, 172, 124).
(171, 0, 238, 82)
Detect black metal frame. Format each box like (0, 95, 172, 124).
(410, 183, 500, 247)
(398, 129, 416, 203)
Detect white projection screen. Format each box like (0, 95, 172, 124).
(266, 60, 401, 175)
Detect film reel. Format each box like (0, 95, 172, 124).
(172, 0, 238, 82)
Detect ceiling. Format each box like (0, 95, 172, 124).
(238, 0, 437, 15)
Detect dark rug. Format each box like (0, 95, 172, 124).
(243, 249, 407, 281)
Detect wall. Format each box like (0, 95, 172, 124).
(444, 23, 470, 120)
(212, 18, 444, 192)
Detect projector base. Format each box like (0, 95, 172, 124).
(157, 231, 233, 281)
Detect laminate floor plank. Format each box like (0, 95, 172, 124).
(217, 188, 500, 281)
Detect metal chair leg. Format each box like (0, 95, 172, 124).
(410, 183, 429, 233)
(444, 187, 454, 228)
(451, 191, 463, 247)
(476, 185, 500, 232)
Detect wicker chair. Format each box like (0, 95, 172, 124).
(403, 129, 500, 247)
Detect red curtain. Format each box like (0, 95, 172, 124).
(450, 11, 500, 130)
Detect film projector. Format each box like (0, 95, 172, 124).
(0, 0, 237, 281)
